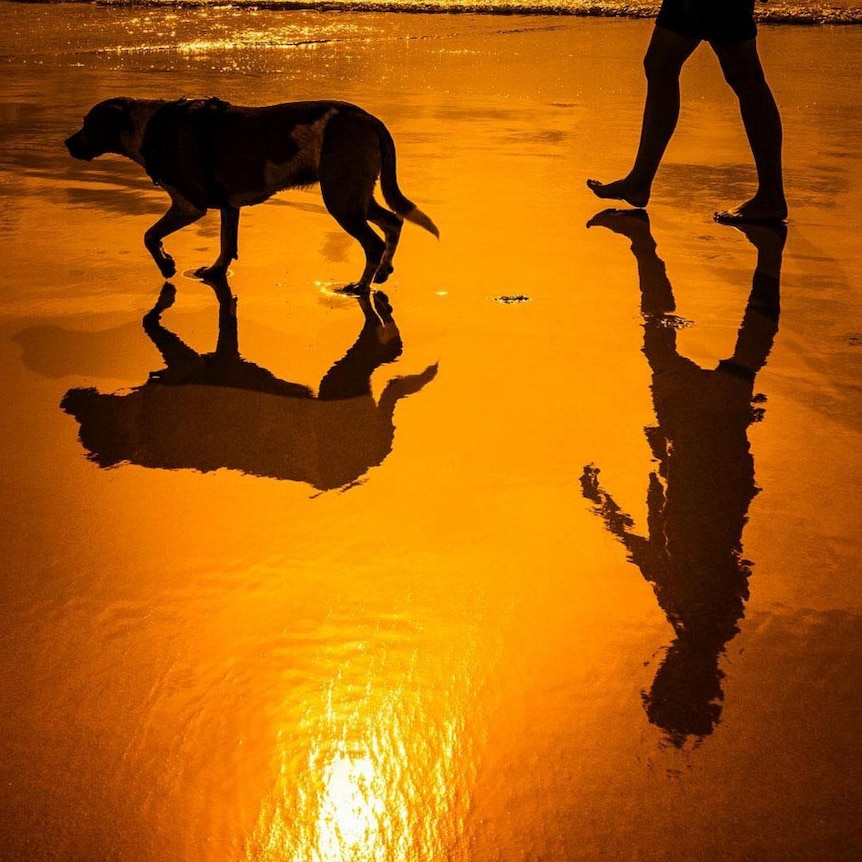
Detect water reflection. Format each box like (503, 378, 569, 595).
(581, 210, 784, 746)
(61, 281, 437, 489)
(249, 682, 470, 862)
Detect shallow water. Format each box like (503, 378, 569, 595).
(1, 3, 861, 861)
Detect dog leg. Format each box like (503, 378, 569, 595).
(144, 199, 206, 278)
(367, 199, 403, 284)
(196, 205, 239, 283)
(317, 291, 403, 400)
(322, 200, 385, 294)
(319, 122, 384, 294)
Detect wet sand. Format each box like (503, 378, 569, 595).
(1, 4, 861, 861)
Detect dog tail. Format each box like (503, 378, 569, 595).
(375, 120, 440, 239)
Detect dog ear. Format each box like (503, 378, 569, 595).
(103, 98, 134, 133)
(90, 98, 134, 134)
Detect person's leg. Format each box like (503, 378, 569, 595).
(587, 26, 700, 207)
(712, 39, 787, 223)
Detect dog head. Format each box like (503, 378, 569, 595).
(65, 98, 135, 161)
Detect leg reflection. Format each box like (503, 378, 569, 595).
(582, 210, 784, 745)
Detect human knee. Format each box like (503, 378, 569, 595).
(715, 42, 769, 95)
(721, 61, 766, 96)
(643, 47, 684, 83)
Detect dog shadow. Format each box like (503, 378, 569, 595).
(61, 280, 437, 491)
(581, 209, 784, 747)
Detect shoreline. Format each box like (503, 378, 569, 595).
(6, 0, 862, 27)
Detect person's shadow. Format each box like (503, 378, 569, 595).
(61, 279, 437, 491)
(581, 209, 784, 746)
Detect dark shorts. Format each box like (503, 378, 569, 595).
(656, 0, 757, 46)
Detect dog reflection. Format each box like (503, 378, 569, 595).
(581, 211, 784, 745)
(61, 283, 436, 490)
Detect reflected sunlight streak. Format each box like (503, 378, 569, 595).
(314, 749, 393, 860)
(249, 658, 474, 862)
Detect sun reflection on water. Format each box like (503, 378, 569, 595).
(249, 647, 475, 862)
(315, 751, 385, 858)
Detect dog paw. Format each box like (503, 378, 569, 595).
(192, 265, 229, 288)
(339, 282, 372, 297)
(373, 264, 394, 285)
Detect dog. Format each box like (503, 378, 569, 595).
(65, 97, 438, 292)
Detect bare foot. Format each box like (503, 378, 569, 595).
(714, 196, 788, 224)
(587, 207, 654, 248)
(586, 177, 650, 209)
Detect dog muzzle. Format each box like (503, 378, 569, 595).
(65, 133, 94, 161)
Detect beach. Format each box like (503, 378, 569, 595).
(1, 2, 861, 860)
